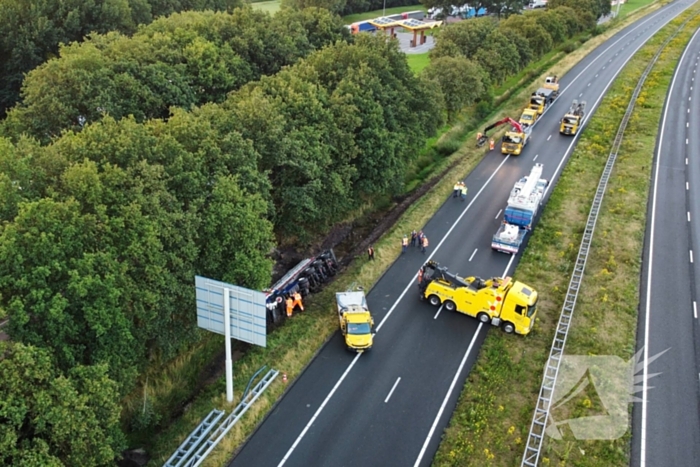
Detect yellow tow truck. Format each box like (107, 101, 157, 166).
(336, 289, 374, 352)
(543, 75, 560, 96)
(560, 100, 586, 135)
(417, 261, 538, 335)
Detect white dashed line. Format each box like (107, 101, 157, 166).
(495, 209, 502, 219)
(687, 181, 690, 190)
(694, 301, 698, 319)
(547, 135, 552, 141)
(596, 74, 599, 77)
(691, 250, 694, 263)
(688, 212, 691, 222)
(686, 158, 689, 165)
(533, 154, 539, 161)
(687, 122, 690, 128)
(384, 377, 401, 403)
(588, 83, 591, 87)
(690, 96, 692, 101)
(433, 304, 444, 320)
(579, 93, 583, 97)
(469, 249, 478, 262)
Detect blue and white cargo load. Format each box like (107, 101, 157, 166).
(492, 163, 548, 254)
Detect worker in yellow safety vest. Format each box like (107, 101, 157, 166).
(453, 181, 462, 198)
(293, 291, 304, 312)
(286, 296, 294, 317)
(402, 235, 408, 253)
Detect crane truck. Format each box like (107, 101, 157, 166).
(492, 163, 548, 254)
(336, 289, 374, 352)
(560, 100, 586, 135)
(417, 261, 538, 335)
(482, 117, 532, 155)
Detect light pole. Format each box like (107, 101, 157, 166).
(383, 0, 386, 17)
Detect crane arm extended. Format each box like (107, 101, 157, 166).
(483, 117, 523, 135)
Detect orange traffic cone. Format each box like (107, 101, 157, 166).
(282, 373, 287, 383)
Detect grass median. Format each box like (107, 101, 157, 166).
(432, 4, 700, 467)
(141, 2, 668, 465)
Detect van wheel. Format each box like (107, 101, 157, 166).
(502, 322, 515, 334)
(428, 295, 441, 306)
(444, 300, 456, 311)
(477, 312, 490, 323)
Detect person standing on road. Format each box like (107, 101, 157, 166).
(421, 235, 429, 254)
(410, 230, 417, 247)
(460, 184, 468, 202)
(402, 235, 408, 253)
(489, 138, 495, 151)
(453, 181, 461, 198)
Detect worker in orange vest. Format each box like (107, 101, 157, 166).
(489, 138, 495, 151)
(293, 291, 304, 312)
(286, 296, 294, 317)
(402, 235, 408, 253)
(421, 235, 429, 254)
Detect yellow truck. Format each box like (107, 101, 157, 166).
(336, 289, 374, 352)
(560, 99, 586, 135)
(519, 108, 539, 128)
(529, 87, 556, 115)
(417, 261, 538, 335)
(481, 117, 531, 155)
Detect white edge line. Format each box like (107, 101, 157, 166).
(641, 25, 700, 467)
(412, 323, 483, 467)
(277, 352, 362, 466)
(384, 377, 402, 403)
(433, 304, 444, 320)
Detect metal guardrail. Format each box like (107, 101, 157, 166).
(520, 11, 699, 467)
(162, 368, 279, 467)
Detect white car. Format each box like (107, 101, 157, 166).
(528, 0, 547, 8)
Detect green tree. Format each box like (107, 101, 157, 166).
(422, 56, 485, 120)
(430, 17, 497, 60)
(281, 0, 347, 13)
(500, 12, 552, 57)
(473, 28, 520, 84)
(0, 342, 125, 466)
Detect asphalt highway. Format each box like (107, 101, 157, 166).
(631, 20, 700, 467)
(230, 2, 696, 466)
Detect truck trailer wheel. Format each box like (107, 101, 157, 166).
(502, 322, 515, 334)
(428, 295, 441, 306)
(444, 300, 456, 312)
(477, 312, 490, 323)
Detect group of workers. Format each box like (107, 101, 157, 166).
(401, 230, 429, 254)
(453, 181, 468, 201)
(285, 290, 305, 318)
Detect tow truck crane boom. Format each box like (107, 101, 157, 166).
(483, 117, 523, 136)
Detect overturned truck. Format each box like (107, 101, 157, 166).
(264, 250, 338, 328)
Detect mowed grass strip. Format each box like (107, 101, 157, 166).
(144, 2, 666, 465)
(432, 6, 700, 467)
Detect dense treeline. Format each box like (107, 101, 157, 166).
(0, 0, 245, 116)
(0, 3, 604, 463)
(2, 7, 349, 143)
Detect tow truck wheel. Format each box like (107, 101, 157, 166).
(502, 322, 515, 334)
(444, 300, 456, 312)
(428, 295, 441, 306)
(477, 312, 490, 323)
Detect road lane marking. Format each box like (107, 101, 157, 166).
(413, 323, 483, 467)
(689, 96, 692, 101)
(433, 304, 444, 320)
(694, 301, 697, 319)
(547, 135, 552, 141)
(687, 122, 689, 127)
(686, 158, 689, 165)
(579, 93, 583, 97)
(641, 26, 700, 467)
(588, 83, 591, 87)
(533, 154, 539, 161)
(469, 249, 478, 262)
(690, 250, 694, 263)
(688, 211, 691, 222)
(384, 377, 401, 403)
(596, 74, 599, 77)
(688, 108, 690, 113)
(687, 181, 689, 190)
(277, 352, 362, 466)
(495, 209, 502, 219)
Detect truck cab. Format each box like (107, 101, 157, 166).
(544, 75, 559, 96)
(336, 290, 374, 352)
(560, 115, 581, 135)
(501, 130, 527, 155)
(519, 108, 538, 128)
(529, 88, 555, 115)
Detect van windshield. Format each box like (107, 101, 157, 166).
(348, 323, 371, 335)
(527, 299, 538, 317)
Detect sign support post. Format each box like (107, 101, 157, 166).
(224, 288, 234, 403)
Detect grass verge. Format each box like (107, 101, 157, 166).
(432, 5, 700, 467)
(141, 2, 668, 465)
(250, 0, 281, 14)
(406, 52, 430, 73)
